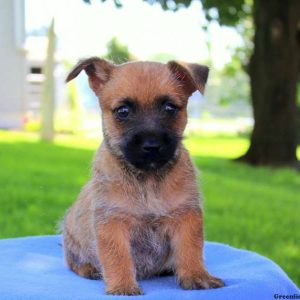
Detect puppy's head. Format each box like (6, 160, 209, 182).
(66, 57, 208, 171)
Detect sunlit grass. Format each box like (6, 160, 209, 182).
(0, 130, 299, 286)
(0, 130, 100, 150)
(184, 134, 249, 158)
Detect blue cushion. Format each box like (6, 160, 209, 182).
(0, 235, 298, 299)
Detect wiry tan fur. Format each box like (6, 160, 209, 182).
(63, 58, 224, 295)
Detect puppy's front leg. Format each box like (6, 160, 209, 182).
(170, 208, 224, 290)
(96, 218, 142, 295)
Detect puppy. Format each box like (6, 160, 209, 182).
(63, 57, 224, 295)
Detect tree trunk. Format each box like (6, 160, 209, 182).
(239, 0, 300, 168)
(41, 19, 56, 142)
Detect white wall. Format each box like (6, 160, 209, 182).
(0, 0, 26, 128)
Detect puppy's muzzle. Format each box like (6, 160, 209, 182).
(141, 137, 162, 154)
(122, 130, 178, 170)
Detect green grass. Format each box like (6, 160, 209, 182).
(0, 130, 299, 286)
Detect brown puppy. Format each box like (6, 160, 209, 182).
(63, 57, 224, 295)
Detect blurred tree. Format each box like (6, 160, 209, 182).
(297, 85, 300, 143)
(40, 19, 55, 142)
(65, 74, 83, 133)
(151, 0, 300, 168)
(150, 52, 177, 62)
(218, 56, 250, 106)
(240, 0, 300, 168)
(84, 0, 300, 168)
(104, 37, 134, 64)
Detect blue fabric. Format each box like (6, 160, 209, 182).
(0, 235, 298, 300)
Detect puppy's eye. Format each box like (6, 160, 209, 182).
(163, 102, 178, 115)
(115, 105, 130, 120)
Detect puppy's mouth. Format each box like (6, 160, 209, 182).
(124, 151, 176, 171)
(121, 131, 179, 171)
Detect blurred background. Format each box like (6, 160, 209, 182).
(0, 0, 299, 286)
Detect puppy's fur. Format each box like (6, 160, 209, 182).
(63, 58, 224, 295)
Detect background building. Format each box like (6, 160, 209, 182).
(0, 0, 26, 128)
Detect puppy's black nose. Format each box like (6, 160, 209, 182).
(141, 138, 162, 153)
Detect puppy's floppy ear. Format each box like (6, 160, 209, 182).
(66, 57, 115, 93)
(167, 61, 209, 96)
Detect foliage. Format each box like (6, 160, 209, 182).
(207, 60, 250, 107)
(84, 0, 254, 103)
(83, 0, 252, 27)
(0, 130, 299, 285)
(104, 37, 134, 64)
(56, 79, 83, 134)
(150, 52, 177, 63)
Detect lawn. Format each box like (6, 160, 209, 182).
(0, 130, 299, 287)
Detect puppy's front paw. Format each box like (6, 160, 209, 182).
(106, 284, 143, 296)
(179, 273, 224, 290)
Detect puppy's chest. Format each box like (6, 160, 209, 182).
(130, 216, 170, 277)
(135, 188, 169, 215)
(131, 180, 182, 215)
(131, 217, 164, 251)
